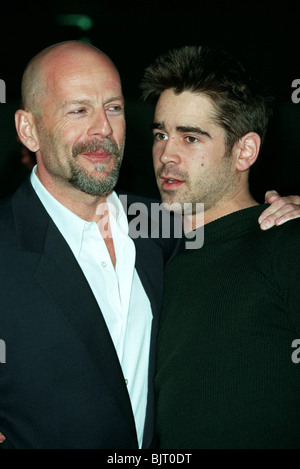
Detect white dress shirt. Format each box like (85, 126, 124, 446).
(30, 167, 152, 448)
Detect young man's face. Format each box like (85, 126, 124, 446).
(152, 89, 238, 215)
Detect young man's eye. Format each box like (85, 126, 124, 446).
(154, 132, 168, 141)
(185, 136, 199, 143)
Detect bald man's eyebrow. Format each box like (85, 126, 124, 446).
(104, 95, 125, 105)
(62, 96, 125, 108)
(62, 99, 94, 108)
(151, 122, 212, 139)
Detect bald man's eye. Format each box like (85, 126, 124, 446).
(69, 108, 87, 115)
(105, 104, 124, 116)
(107, 105, 123, 111)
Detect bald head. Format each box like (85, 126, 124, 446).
(21, 41, 118, 116)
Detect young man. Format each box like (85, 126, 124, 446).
(141, 45, 300, 449)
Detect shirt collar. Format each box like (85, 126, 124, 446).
(30, 165, 128, 258)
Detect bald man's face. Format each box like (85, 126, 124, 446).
(32, 46, 126, 196)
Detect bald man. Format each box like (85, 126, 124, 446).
(0, 41, 176, 449)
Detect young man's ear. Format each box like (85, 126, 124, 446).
(15, 110, 40, 153)
(234, 132, 261, 172)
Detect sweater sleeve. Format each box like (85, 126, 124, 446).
(273, 219, 300, 336)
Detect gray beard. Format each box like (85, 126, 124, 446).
(69, 138, 123, 196)
(69, 160, 121, 196)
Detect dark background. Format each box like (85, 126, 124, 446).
(0, 1, 299, 201)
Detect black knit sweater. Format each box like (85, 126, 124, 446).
(155, 204, 300, 449)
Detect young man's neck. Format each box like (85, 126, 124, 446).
(184, 189, 258, 233)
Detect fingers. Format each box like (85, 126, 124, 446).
(259, 191, 282, 225)
(0, 432, 6, 443)
(268, 205, 300, 227)
(259, 191, 284, 225)
(259, 193, 300, 230)
(264, 190, 280, 203)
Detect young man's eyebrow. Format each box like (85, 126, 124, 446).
(176, 126, 212, 139)
(151, 122, 165, 130)
(151, 122, 211, 139)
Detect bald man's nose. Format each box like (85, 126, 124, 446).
(87, 109, 112, 137)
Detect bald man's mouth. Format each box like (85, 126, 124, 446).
(73, 138, 120, 163)
(81, 150, 112, 163)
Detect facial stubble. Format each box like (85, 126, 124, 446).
(70, 138, 124, 196)
(157, 150, 237, 216)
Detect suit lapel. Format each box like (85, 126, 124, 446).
(132, 236, 161, 317)
(120, 192, 162, 320)
(125, 201, 166, 448)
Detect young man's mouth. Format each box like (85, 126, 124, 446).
(160, 176, 185, 189)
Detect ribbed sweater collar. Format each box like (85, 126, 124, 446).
(184, 203, 269, 247)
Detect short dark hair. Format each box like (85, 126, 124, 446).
(140, 45, 273, 150)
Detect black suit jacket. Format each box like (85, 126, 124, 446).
(0, 179, 177, 448)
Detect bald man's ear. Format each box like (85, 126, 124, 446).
(15, 110, 40, 153)
(233, 132, 261, 172)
